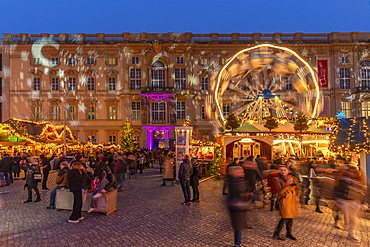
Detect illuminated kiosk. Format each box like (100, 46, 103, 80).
(140, 87, 176, 150)
(175, 126, 193, 180)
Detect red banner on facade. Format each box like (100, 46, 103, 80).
(317, 60, 328, 88)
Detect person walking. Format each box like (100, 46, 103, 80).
(116, 155, 127, 192)
(272, 165, 301, 241)
(24, 157, 41, 203)
(335, 166, 366, 243)
(13, 153, 22, 180)
(40, 152, 56, 191)
(190, 158, 202, 202)
(227, 158, 253, 247)
(161, 154, 174, 186)
(127, 154, 137, 179)
(178, 155, 192, 205)
(67, 162, 87, 223)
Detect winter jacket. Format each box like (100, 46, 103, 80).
(55, 167, 70, 187)
(162, 157, 174, 179)
(91, 161, 105, 180)
(335, 175, 366, 201)
(273, 175, 302, 219)
(108, 161, 117, 177)
(190, 163, 202, 186)
(40, 153, 56, 171)
(102, 166, 117, 191)
(67, 169, 87, 192)
(117, 160, 127, 174)
(25, 162, 40, 188)
(0, 156, 15, 172)
(178, 159, 192, 181)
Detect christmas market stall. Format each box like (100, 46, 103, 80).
(329, 117, 370, 179)
(0, 118, 81, 155)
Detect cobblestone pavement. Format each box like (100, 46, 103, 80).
(1, 168, 370, 247)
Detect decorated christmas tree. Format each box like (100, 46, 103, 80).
(264, 115, 278, 132)
(120, 118, 138, 152)
(294, 113, 309, 132)
(225, 113, 240, 132)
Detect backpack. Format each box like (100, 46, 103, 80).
(63, 168, 69, 189)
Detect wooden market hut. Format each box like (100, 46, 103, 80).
(0, 118, 81, 154)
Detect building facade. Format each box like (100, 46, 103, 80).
(0, 32, 369, 149)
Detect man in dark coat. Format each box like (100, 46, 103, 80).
(116, 155, 127, 192)
(178, 155, 193, 205)
(241, 157, 263, 192)
(40, 153, 56, 191)
(0, 153, 15, 186)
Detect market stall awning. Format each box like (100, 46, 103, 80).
(233, 124, 262, 133)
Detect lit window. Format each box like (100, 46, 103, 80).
(51, 78, 59, 91)
(132, 57, 139, 64)
(33, 78, 41, 91)
(51, 106, 59, 120)
(87, 78, 94, 91)
(108, 58, 116, 65)
(109, 135, 116, 144)
(200, 57, 208, 65)
(132, 102, 141, 120)
(341, 101, 351, 118)
(108, 78, 116, 91)
(201, 77, 208, 90)
(339, 68, 350, 89)
(221, 57, 227, 65)
(175, 68, 186, 90)
(33, 106, 41, 121)
(176, 102, 185, 119)
(130, 69, 141, 90)
(176, 57, 183, 64)
(362, 102, 370, 117)
(34, 57, 41, 65)
(87, 106, 95, 120)
(69, 106, 77, 120)
(51, 58, 58, 65)
(108, 106, 116, 120)
(69, 78, 76, 91)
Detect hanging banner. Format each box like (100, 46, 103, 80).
(317, 60, 328, 88)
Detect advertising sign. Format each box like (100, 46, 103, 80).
(317, 60, 328, 88)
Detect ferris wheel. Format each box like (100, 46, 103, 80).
(212, 44, 321, 125)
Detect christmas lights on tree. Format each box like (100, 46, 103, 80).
(120, 118, 138, 152)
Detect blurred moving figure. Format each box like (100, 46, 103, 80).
(334, 165, 366, 243)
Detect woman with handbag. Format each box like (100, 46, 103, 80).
(227, 160, 253, 247)
(24, 157, 41, 203)
(67, 162, 87, 223)
(272, 165, 301, 241)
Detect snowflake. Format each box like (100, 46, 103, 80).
(335, 111, 346, 119)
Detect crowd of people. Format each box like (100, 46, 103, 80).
(225, 154, 368, 246)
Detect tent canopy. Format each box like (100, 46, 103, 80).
(233, 122, 331, 134)
(333, 117, 370, 147)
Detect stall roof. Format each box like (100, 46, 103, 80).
(233, 122, 331, 134)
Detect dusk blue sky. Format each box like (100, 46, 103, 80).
(1, 0, 369, 37)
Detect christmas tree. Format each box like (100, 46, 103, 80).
(120, 118, 138, 152)
(264, 115, 278, 132)
(225, 113, 240, 132)
(294, 113, 309, 132)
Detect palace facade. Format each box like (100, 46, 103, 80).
(0, 32, 369, 149)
